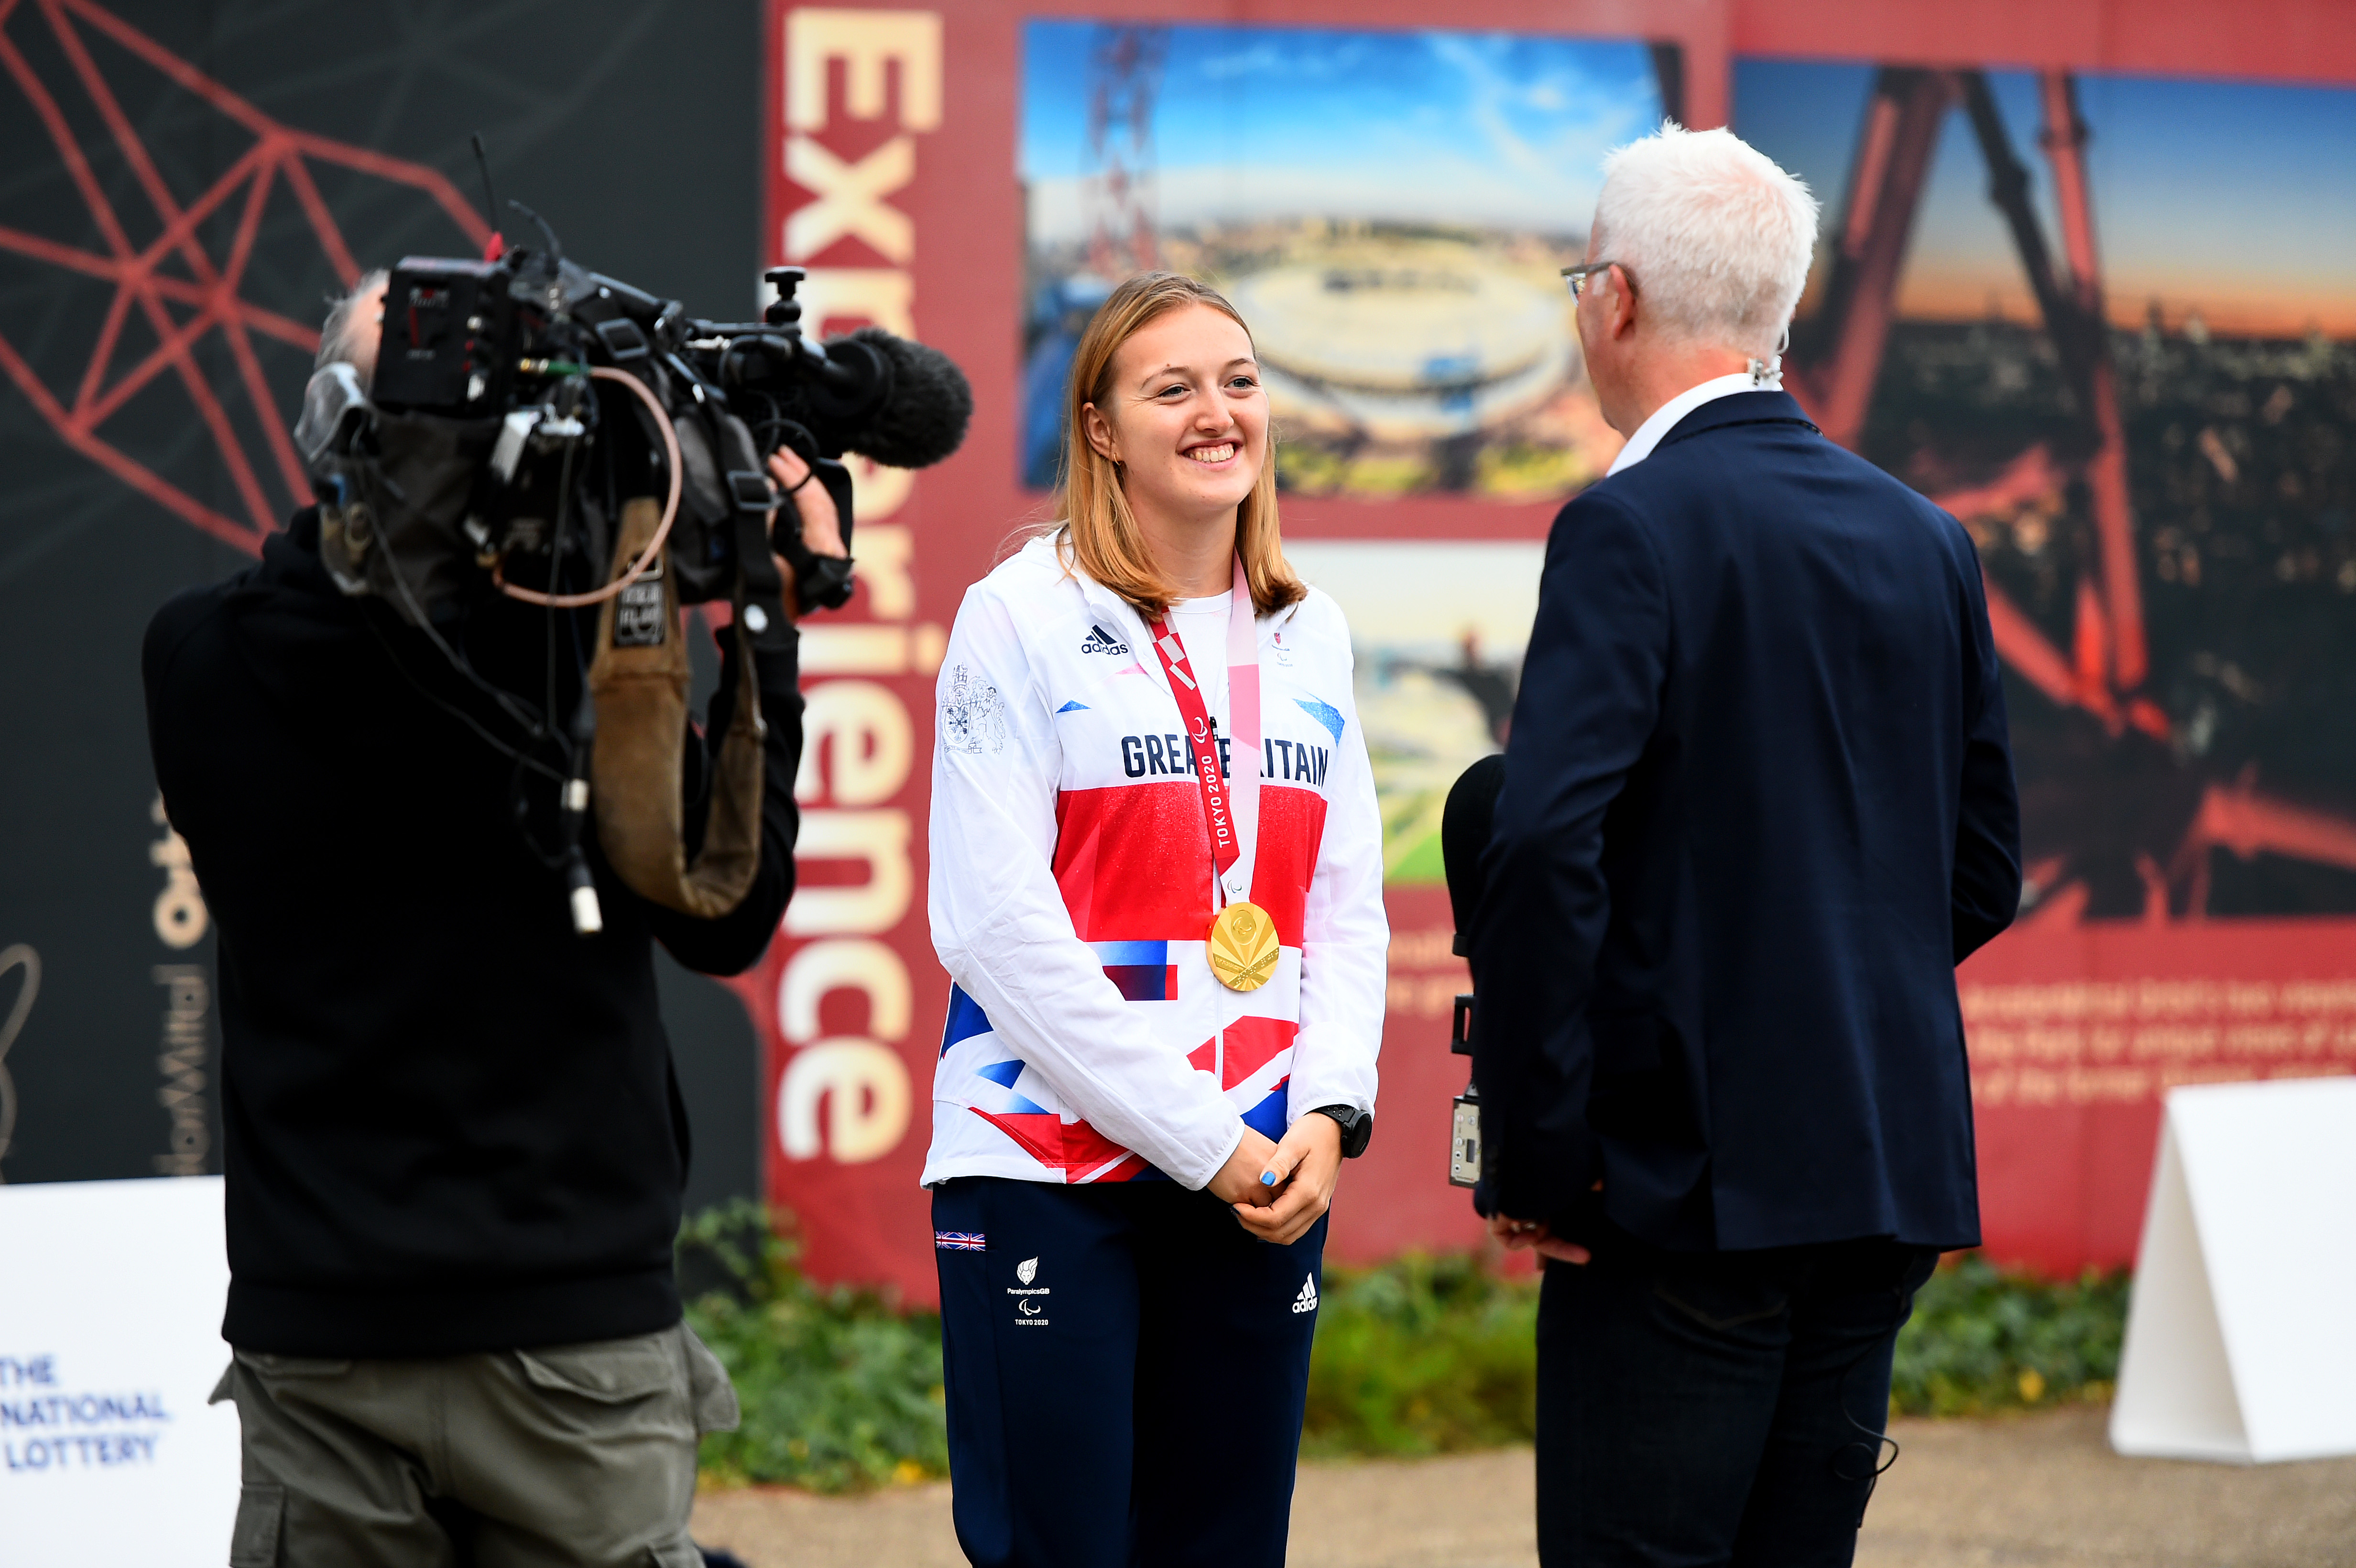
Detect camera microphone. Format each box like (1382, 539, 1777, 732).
(829, 326, 976, 470)
(727, 325, 974, 471)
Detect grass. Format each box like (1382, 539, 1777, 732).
(677, 1207, 2129, 1492)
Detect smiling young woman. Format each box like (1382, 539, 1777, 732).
(923, 272, 1387, 1568)
(1059, 272, 1305, 616)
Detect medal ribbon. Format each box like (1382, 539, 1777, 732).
(1145, 556, 1262, 910)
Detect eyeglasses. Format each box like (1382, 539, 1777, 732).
(1561, 261, 1634, 301)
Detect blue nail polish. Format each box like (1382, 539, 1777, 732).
(1261, 1172, 1277, 1186)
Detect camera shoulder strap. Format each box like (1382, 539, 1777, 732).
(587, 494, 766, 918)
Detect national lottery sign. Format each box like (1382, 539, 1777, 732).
(0, 1178, 239, 1564)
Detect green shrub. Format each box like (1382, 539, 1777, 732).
(1890, 1252, 2128, 1416)
(678, 1202, 948, 1492)
(1301, 1252, 1540, 1456)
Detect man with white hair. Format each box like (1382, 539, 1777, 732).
(1467, 124, 2021, 1564)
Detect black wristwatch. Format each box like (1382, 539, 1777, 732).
(1310, 1104, 1373, 1159)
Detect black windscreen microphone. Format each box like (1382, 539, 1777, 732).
(733, 324, 974, 471)
(1443, 752, 1507, 960)
(827, 325, 976, 471)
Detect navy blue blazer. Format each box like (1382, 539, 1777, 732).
(1468, 390, 2021, 1252)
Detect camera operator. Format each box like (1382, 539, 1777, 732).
(141, 272, 838, 1568)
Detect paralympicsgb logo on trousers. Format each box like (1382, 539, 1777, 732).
(1008, 1255, 1049, 1326)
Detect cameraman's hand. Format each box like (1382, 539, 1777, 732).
(764, 447, 846, 619)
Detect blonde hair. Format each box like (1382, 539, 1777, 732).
(1053, 271, 1305, 621)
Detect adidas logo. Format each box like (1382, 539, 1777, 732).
(1290, 1275, 1319, 1315)
(1080, 624, 1131, 656)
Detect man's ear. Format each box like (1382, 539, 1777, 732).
(1607, 265, 1640, 341)
(1080, 402, 1120, 464)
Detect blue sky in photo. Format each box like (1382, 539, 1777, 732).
(1021, 23, 1663, 239)
(1734, 60, 2356, 333)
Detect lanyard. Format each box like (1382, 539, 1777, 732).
(1144, 555, 1262, 911)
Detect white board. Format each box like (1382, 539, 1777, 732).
(2111, 1077, 2356, 1464)
(0, 1176, 237, 1563)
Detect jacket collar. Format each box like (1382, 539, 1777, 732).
(1653, 388, 1819, 452)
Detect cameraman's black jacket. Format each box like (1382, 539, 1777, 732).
(142, 509, 801, 1357)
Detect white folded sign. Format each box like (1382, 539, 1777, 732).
(2111, 1077, 2356, 1464)
(0, 1176, 237, 1561)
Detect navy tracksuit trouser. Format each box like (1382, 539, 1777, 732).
(932, 1176, 1327, 1568)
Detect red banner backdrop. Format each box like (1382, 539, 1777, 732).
(755, 0, 2356, 1303)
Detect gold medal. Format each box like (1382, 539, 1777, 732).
(1208, 900, 1279, 992)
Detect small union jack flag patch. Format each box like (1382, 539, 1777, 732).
(935, 1230, 987, 1252)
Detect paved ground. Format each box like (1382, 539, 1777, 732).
(691, 1406, 2356, 1567)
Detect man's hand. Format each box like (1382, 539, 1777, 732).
(1487, 1213, 1592, 1265)
(764, 447, 847, 619)
(1488, 1180, 1604, 1265)
(1233, 1112, 1343, 1246)
(1207, 1127, 1282, 1209)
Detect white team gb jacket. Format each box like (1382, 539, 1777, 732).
(923, 534, 1388, 1191)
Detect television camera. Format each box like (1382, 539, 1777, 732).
(289, 230, 972, 936)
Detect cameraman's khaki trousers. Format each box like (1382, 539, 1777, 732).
(209, 1323, 738, 1568)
